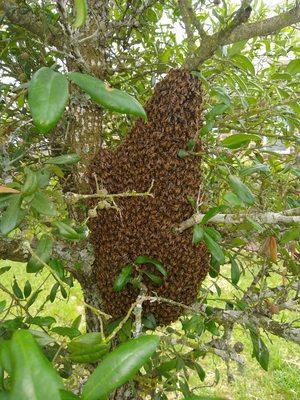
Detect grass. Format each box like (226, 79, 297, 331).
(1, 261, 300, 400)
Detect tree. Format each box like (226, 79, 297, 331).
(0, 0, 299, 399)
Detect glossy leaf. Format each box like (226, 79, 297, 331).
(53, 221, 85, 240)
(192, 224, 204, 244)
(203, 233, 225, 265)
(0, 340, 12, 374)
(23, 280, 32, 298)
(60, 390, 80, 399)
(135, 255, 167, 276)
(113, 265, 133, 292)
(26, 316, 56, 327)
(68, 72, 146, 118)
(0, 300, 6, 314)
(142, 270, 164, 285)
(12, 279, 23, 299)
(73, 0, 88, 28)
(240, 163, 269, 176)
(206, 103, 228, 119)
(51, 326, 81, 339)
(230, 256, 240, 284)
(0, 195, 23, 235)
(27, 234, 53, 273)
(228, 175, 255, 205)
(231, 54, 255, 74)
(68, 333, 110, 363)
(185, 396, 227, 400)
(201, 205, 228, 225)
(28, 67, 69, 133)
(82, 335, 159, 400)
(204, 227, 222, 243)
(221, 133, 260, 149)
(249, 330, 269, 371)
(286, 59, 300, 74)
(281, 227, 300, 244)
(22, 168, 38, 196)
(8, 330, 63, 399)
(30, 191, 57, 216)
(178, 149, 189, 158)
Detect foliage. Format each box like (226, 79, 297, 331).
(0, 0, 299, 399)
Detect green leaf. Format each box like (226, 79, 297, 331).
(192, 362, 206, 382)
(142, 313, 157, 330)
(142, 270, 164, 285)
(73, 0, 88, 28)
(0, 266, 11, 276)
(221, 134, 260, 149)
(205, 320, 220, 336)
(206, 103, 228, 119)
(286, 59, 300, 75)
(231, 54, 255, 74)
(209, 257, 220, 278)
(240, 163, 269, 176)
(23, 280, 32, 298)
(0, 340, 12, 374)
(204, 227, 222, 243)
(22, 169, 38, 196)
(270, 72, 292, 80)
(281, 227, 300, 244)
(28, 67, 69, 133)
(60, 390, 80, 399)
(223, 191, 244, 207)
(25, 289, 42, 309)
(135, 256, 167, 276)
(182, 315, 204, 335)
(185, 396, 227, 400)
(82, 335, 159, 400)
(26, 316, 56, 327)
(27, 234, 53, 273)
(68, 72, 146, 118)
(228, 175, 255, 205)
(30, 191, 57, 216)
(0, 300, 6, 314)
(178, 149, 189, 158)
(51, 326, 80, 339)
(12, 279, 23, 299)
(192, 224, 204, 245)
(157, 358, 177, 375)
(49, 282, 60, 303)
(230, 255, 240, 285)
(113, 265, 133, 292)
(68, 333, 110, 363)
(53, 221, 85, 240)
(46, 153, 81, 165)
(0, 195, 23, 235)
(201, 205, 228, 225)
(203, 233, 225, 265)
(0, 194, 14, 210)
(249, 330, 269, 371)
(9, 330, 63, 399)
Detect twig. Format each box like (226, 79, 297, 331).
(65, 180, 155, 204)
(177, 210, 300, 232)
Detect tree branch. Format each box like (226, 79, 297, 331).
(0, 0, 62, 48)
(177, 209, 300, 232)
(223, 4, 300, 46)
(187, 5, 300, 69)
(183, 0, 207, 39)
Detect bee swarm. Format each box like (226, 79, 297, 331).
(88, 69, 209, 325)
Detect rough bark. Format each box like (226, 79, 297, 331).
(185, 4, 300, 69)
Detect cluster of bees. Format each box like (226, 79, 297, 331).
(88, 69, 209, 325)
